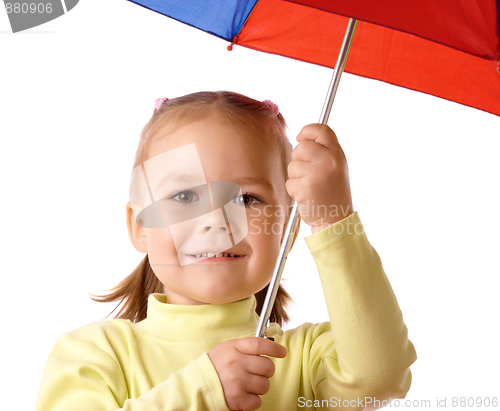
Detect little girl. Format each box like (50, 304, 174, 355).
(36, 91, 416, 411)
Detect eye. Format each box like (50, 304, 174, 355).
(233, 193, 261, 207)
(170, 190, 199, 204)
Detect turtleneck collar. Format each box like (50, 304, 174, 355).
(135, 293, 260, 341)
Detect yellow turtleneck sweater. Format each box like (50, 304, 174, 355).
(36, 212, 416, 410)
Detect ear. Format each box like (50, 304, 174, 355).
(281, 215, 301, 251)
(126, 201, 148, 253)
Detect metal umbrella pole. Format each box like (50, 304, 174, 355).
(255, 18, 358, 338)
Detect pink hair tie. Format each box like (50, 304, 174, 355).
(155, 97, 169, 110)
(263, 99, 279, 116)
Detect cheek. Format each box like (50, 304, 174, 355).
(247, 206, 286, 240)
(147, 227, 180, 266)
(246, 212, 285, 266)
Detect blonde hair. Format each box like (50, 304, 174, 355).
(92, 91, 295, 326)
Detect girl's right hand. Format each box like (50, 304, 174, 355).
(208, 337, 287, 411)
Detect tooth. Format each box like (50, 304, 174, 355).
(228, 253, 234, 257)
(216, 253, 223, 258)
(207, 252, 215, 258)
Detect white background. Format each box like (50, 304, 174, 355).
(1, 0, 499, 409)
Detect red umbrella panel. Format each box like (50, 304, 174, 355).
(129, 0, 500, 117)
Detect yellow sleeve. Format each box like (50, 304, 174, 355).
(35, 328, 229, 411)
(304, 212, 417, 408)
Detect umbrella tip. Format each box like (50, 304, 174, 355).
(227, 35, 239, 52)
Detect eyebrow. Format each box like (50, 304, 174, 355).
(152, 173, 274, 193)
(234, 177, 275, 193)
(155, 173, 204, 188)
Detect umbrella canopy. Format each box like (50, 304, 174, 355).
(128, 0, 500, 117)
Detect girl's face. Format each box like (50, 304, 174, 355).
(128, 115, 290, 305)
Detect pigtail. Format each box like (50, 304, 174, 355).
(255, 284, 292, 327)
(90, 255, 164, 323)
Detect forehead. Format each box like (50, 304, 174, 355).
(150, 116, 264, 150)
(147, 117, 286, 185)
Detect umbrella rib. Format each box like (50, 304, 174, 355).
(228, 0, 261, 49)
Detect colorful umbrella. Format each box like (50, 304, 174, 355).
(128, 0, 500, 117)
(126, 0, 500, 337)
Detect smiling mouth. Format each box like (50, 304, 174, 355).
(187, 252, 242, 258)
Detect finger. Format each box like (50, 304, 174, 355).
(234, 393, 262, 411)
(291, 139, 331, 163)
(285, 177, 302, 202)
(288, 159, 315, 179)
(296, 123, 339, 149)
(243, 355, 276, 378)
(245, 373, 271, 396)
(235, 337, 287, 358)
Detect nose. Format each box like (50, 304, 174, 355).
(199, 209, 229, 234)
(204, 225, 227, 232)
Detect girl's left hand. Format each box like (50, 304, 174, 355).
(286, 124, 353, 233)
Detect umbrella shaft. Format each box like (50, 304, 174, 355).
(319, 18, 358, 125)
(255, 202, 300, 337)
(255, 19, 358, 339)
